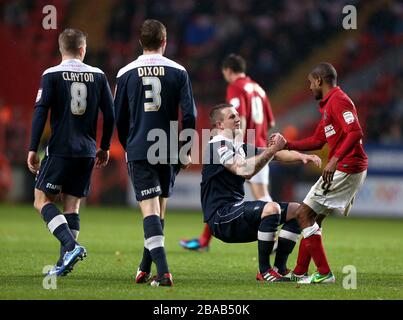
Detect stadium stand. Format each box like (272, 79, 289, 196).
(0, 0, 402, 203)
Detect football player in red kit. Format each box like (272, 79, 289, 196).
(284, 62, 368, 284)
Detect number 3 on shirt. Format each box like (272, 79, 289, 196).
(70, 82, 87, 115)
(143, 76, 161, 112)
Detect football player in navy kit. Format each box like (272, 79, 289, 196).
(200, 104, 321, 282)
(115, 20, 197, 287)
(27, 29, 115, 277)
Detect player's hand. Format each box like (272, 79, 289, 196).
(268, 133, 287, 152)
(301, 154, 322, 168)
(322, 156, 338, 184)
(95, 149, 109, 168)
(180, 154, 192, 170)
(27, 151, 40, 174)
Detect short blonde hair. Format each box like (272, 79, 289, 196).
(58, 28, 86, 55)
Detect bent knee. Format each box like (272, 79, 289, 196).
(261, 202, 281, 218)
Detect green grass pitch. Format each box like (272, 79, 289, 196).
(0, 204, 402, 300)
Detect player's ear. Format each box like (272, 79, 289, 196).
(318, 77, 323, 87)
(161, 38, 167, 54)
(79, 46, 86, 59)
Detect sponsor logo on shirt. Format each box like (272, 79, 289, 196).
(324, 124, 336, 138)
(343, 111, 355, 124)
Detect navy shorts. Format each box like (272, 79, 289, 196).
(35, 155, 95, 198)
(128, 160, 180, 201)
(207, 201, 289, 243)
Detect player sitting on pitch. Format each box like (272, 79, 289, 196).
(180, 53, 277, 252)
(200, 104, 321, 281)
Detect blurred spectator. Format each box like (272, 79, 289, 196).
(380, 122, 402, 145)
(0, 0, 402, 204)
(2, 0, 30, 29)
(99, 0, 365, 105)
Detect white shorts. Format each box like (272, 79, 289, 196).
(303, 170, 367, 216)
(248, 163, 269, 185)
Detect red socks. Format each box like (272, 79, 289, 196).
(304, 234, 331, 275)
(293, 237, 311, 275)
(199, 224, 212, 247)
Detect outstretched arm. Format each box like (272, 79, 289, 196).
(224, 133, 287, 179)
(274, 150, 322, 167)
(286, 120, 326, 151)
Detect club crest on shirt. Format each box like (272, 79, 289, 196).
(343, 111, 355, 124)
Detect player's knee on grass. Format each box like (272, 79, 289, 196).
(261, 202, 281, 219)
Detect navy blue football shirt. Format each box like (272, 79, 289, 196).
(200, 135, 260, 222)
(30, 59, 115, 157)
(114, 53, 197, 163)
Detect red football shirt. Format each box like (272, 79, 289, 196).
(287, 87, 368, 174)
(226, 76, 274, 147)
